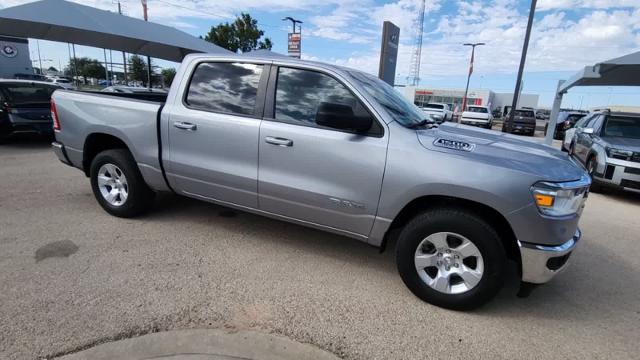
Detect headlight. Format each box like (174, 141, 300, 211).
(531, 180, 589, 217)
(606, 147, 633, 160)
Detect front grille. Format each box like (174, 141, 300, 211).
(620, 179, 640, 190)
(624, 167, 640, 175)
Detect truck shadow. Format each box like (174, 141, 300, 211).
(0, 134, 53, 149)
(148, 194, 637, 321)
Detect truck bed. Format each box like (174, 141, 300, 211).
(52, 89, 169, 192)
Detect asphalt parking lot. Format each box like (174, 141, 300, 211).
(1, 139, 639, 360)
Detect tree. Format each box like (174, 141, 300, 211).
(66, 57, 106, 83)
(129, 55, 149, 85)
(161, 68, 177, 87)
(204, 13, 272, 53)
(47, 66, 58, 72)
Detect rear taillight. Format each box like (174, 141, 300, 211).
(51, 99, 60, 131)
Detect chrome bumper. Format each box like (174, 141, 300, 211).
(519, 229, 580, 284)
(52, 142, 71, 166)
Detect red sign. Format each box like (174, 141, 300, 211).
(287, 33, 301, 58)
(416, 90, 433, 95)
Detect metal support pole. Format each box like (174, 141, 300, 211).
(545, 80, 565, 145)
(103, 48, 109, 83)
(508, 0, 537, 125)
(118, 1, 127, 85)
(146, 56, 152, 88)
(72, 43, 78, 86)
(36, 40, 43, 74)
(460, 46, 475, 122)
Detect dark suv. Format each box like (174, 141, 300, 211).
(502, 109, 536, 136)
(568, 110, 640, 192)
(547, 111, 586, 140)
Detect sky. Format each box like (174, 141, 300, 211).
(1, 0, 639, 108)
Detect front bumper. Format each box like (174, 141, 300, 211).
(519, 229, 581, 284)
(594, 157, 640, 193)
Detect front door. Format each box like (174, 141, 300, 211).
(165, 61, 268, 208)
(257, 66, 387, 236)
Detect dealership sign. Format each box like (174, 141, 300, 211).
(287, 33, 301, 58)
(1, 44, 17, 58)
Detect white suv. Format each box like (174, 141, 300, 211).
(460, 106, 493, 129)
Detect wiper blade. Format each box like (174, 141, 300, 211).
(408, 118, 437, 129)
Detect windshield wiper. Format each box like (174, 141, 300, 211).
(408, 118, 437, 129)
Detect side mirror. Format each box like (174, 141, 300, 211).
(582, 128, 594, 135)
(316, 102, 372, 133)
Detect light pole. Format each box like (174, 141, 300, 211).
(282, 16, 303, 34)
(508, 0, 537, 125)
(460, 42, 484, 122)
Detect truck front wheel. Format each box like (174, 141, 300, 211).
(89, 149, 155, 217)
(396, 208, 506, 310)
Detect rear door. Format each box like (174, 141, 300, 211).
(257, 66, 388, 237)
(575, 115, 601, 162)
(164, 61, 269, 208)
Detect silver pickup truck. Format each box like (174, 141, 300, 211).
(52, 54, 590, 310)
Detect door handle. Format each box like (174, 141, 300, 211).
(173, 121, 197, 131)
(265, 136, 293, 147)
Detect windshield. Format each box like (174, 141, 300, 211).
(603, 116, 640, 139)
(467, 106, 488, 113)
(566, 114, 585, 122)
(56, 79, 70, 84)
(0, 83, 57, 105)
(347, 70, 429, 127)
(425, 104, 444, 110)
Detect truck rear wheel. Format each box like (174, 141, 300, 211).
(396, 208, 506, 310)
(89, 149, 155, 217)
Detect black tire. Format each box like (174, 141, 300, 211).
(89, 149, 155, 217)
(586, 156, 602, 193)
(396, 208, 506, 310)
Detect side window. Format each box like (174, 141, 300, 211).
(185, 62, 263, 116)
(575, 115, 592, 128)
(274, 67, 379, 135)
(584, 115, 601, 129)
(590, 115, 605, 133)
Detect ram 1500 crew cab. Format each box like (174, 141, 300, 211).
(52, 54, 590, 310)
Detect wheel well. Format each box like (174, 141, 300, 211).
(381, 195, 520, 264)
(82, 133, 129, 176)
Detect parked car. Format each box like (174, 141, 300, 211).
(459, 105, 493, 129)
(420, 103, 453, 123)
(502, 109, 536, 136)
(0, 80, 61, 143)
(14, 73, 48, 81)
(52, 54, 590, 310)
(546, 111, 586, 140)
(566, 110, 640, 192)
(47, 77, 76, 91)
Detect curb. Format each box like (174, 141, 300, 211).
(57, 329, 341, 360)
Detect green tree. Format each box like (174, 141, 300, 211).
(66, 57, 105, 83)
(128, 55, 149, 85)
(161, 68, 177, 87)
(47, 66, 58, 72)
(204, 13, 272, 53)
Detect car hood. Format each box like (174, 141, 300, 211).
(417, 123, 587, 182)
(601, 136, 640, 151)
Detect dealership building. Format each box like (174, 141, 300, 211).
(400, 86, 539, 113)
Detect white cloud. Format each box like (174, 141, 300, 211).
(538, 0, 640, 11)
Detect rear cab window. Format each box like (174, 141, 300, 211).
(0, 83, 57, 105)
(467, 106, 488, 113)
(425, 104, 444, 109)
(514, 110, 535, 117)
(185, 62, 264, 117)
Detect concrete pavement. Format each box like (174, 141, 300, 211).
(0, 139, 639, 360)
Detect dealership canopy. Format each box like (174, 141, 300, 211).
(545, 50, 640, 144)
(0, 0, 231, 63)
